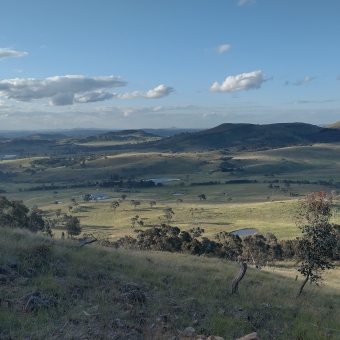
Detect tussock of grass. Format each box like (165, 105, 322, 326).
(1, 227, 340, 339)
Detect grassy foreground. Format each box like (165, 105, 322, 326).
(1, 227, 340, 339)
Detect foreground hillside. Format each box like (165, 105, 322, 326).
(1, 227, 340, 339)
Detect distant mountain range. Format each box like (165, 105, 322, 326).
(1, 122, 340, 153)
(0, 128, 201, 139)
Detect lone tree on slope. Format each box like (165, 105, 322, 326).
(295, 190, 337, 296)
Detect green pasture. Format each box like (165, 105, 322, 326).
(4, 181, 335, 240)
(1, 143, 340, 241)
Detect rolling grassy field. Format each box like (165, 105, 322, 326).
(2, 143, 340, 241)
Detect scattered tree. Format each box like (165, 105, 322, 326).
(163, 207, 175, 223)
(66, 216, 82, 238)
(295, 191, 337, 295)
(55, 209, 62, 218)
(149, 200, 157, 207)
(111, 201, 120, 210)
(133, 200, 141, 209)
(131, 215, 140, 228)
(83, 194, 91, 202)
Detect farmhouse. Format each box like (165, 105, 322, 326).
(89, 193, 111, 200)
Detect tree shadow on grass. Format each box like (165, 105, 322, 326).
(74, 205, 97, 212)
(81, 225, 117, 231)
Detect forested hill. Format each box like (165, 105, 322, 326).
(142, 122, 340, 151)
(59, 129, 161, 144)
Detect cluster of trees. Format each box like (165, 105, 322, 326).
(0, 196, 50, 234)
(30, 156, 88, 168)
(100, 179, 163, 189)
(21, 182, 97, 192)
(264, 178, 340, 188)
(115, 220, 340, 275)
(115, 223, 285, 262)
(0, 195, 82, 238)
(190, 181, 221, 186)
(225, 179, 258, 184)
(0, 170, 17, 181)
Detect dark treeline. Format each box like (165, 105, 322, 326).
(106, 224, 340, 265)
(226, 179, 258, 184)
(23, 179, 163, 192)
(190, 181, 221, 186)
(264, 179, 340, 187)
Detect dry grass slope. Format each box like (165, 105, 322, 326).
(1, 227, 340, 339)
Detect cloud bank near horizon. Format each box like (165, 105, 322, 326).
(0, 76, 174, 105)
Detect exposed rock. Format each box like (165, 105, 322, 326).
(236, 332, 259, 340)
(183, 327, 196, 337)
(119, 289, 146, 304)
(262, 302, 271, 308)
(117, 282, 146, 304)
(218, 308, 226, 315)
(207, 336, 225, 340)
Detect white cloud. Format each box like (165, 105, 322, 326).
(113, 84, 175, 100)
(0, 75, 127, 105)
(144, 84, 174, 98)
(0, 100, 4, 105)
(293, 76, 316, 86)
(209, 70, 265, 93)
(216, 44, 231, 54)
(0, 48, 28, 60)
(74, 91, 114, 104)
(49, 92, 74, 106)
(237, 0, 256, 6)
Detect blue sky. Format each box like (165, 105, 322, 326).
(0, 0, 339, 130)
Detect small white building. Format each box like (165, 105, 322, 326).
(89, 193, 111, 200)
